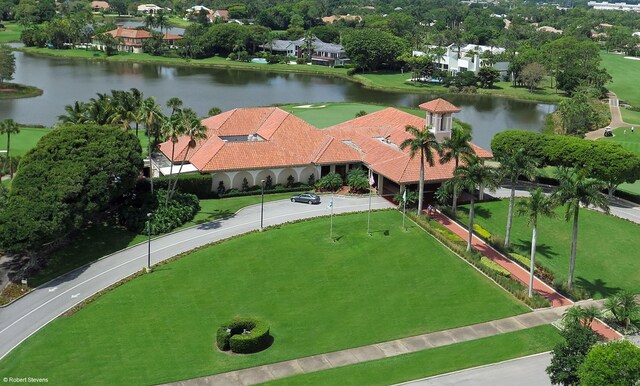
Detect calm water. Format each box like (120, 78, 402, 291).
(2, 51, 554, 149)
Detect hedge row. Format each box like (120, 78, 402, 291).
(216, 318, 271, 354)
(148, 174, 312, 199)
(509, 253, 555, 285)
(407, 212, 550, 308)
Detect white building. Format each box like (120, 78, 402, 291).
(587, 1, 640, 11)
(413, 44, 509, 76)
(137, 4, 168, 14)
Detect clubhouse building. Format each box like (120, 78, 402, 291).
(156, 98, 491, 198)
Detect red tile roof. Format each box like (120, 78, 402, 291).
(158, 105, 491, 184)
(419, 98, 461, 114)
(158, 107, 360, 172)
(107, 28, 151, 39)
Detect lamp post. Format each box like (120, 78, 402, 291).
(260, 179, 265, 230)
(146, 212, 152, 272)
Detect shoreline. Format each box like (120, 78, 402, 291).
(0, 82, 43, 100)
(16, 46, 564, 105)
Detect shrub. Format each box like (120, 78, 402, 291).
(241, 177, 249, 192)
(265, 175, 273, 190)
(217, 181, 226, 195)
(510, 253, 555, 285)
(308, 173, 315, 186)
(473, 224, 491, 239)
(346, 68, 357, 76)
(554, 280, 591, 301)
(317, 172, 343, 192)
(480, 256, 510, 277)
(286, 174, 295, 188)
(355, 110, 367, 118)
(153, 173, 215, 199)
(216, 318, 271, 354)
(346, 168, 369, 193)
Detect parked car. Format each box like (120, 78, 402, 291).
(291, 193, 321, 204)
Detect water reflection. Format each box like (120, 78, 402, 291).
(3, 51, 555, 149)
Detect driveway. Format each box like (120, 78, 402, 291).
(0, 195, 394, 360)
(398, 352, 553, 386)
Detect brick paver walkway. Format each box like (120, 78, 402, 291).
(429, 210, 622, 341)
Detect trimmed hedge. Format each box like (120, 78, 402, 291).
(216, 318, 271, 354)
(480, 256, 511, 277)
(407, 212, 550, 309)
(473, 224, 492, 240)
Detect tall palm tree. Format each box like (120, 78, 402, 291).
(155, 11, 170, 34)
(497, 148, 539, 247)
(129, 88, 144, 137)
(552, 167, 609, 288)
(86, 93, 117, 125)
(138, 97, 165, 194)
(168, 108, 207, 200)
(161, 113, 183, 206)
(0, 119, 20, 178)
(516, 188, 556, 297)
(166, 97, 183, 116)
(453, 154, 500, 251)
(440, 126, 474, 212)
(400, 125, 442, 215)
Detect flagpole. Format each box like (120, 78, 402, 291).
(403, 197, 406, 230)
(367, 170, 373, 235)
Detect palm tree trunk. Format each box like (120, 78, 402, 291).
(417, 149, 425, 215)
(568, 208, 579, 288)
(467, 197, 475, 252)
(7, 132, 11, 178)
(505, 186, 516, 247)
(529, 225, 537, 297)
(165, 142, 176, 207)
(452, 186, 458, 213)
(148, 136, 154, 195)
(169, 145, 191, 201)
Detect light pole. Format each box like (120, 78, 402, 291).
(260, 179, 265, 230)
(146, 212, 152, 272)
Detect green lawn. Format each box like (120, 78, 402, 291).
(620, 108, 640, 125)
(0, 23, 25, 43)
(281, 103, 397, 128)
(265, 325, 562, 386)
(0, 211, 528, 385)
(458, 200, 640, 297)
(29, 192, 294, 287)
(599, 125, 640, 195)
(0, 127, 51, 156)
(601, 51, 640, 107)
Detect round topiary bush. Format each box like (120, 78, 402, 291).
(216, 318, 271, 354)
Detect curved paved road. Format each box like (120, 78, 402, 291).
(0, 195, 394, 361)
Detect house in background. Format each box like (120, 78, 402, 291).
(90, 1, 110, 12)
(93, 25, 182, 53)
(137, 4, 169, 14)
(211, 9, 229, 22)
(413, 44, 509, 76)
(155, 99, 491, 200)
(588, 1, 640, 11)
(262, 36, 349, 67)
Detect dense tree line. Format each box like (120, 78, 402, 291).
(491, 130, 640, 198)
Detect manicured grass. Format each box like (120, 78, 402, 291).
(0, 211, 528, 385)
(29, 192, 294, 287)
(0, 23, 25, 43)
(620, 108, 640, 125)
(168, 16, 193, 28)
(599, 124, 640, 195)
(601, 52, 640, 107)
(457, 199, 640, 297)
(355, 72, 564, 103)
(0, 127, 51, 156)
(281, 103, 394, 128)
(266, 325, 562, 386)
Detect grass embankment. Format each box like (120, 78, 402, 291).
(0, 127, 50, 156)
(599, 125, 640, 195)
(29, 192, 294, 287)
(601, 51, 640, 107)
(0, 23, 24, 43)
(457, 199, 640, 297)
(266, 325, 562, 386)
(0, 82, 43, 100)
(0, 211, 528, 385)
(355, 72, 564, 103)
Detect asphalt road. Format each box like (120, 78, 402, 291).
(399, 352, 553, 386)
(0, 195, 394, 361)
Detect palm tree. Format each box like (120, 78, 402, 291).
(208, 106, 222, 116)
(155, 11, 170, 35)
(604, 290, 640, 328)
(497, 148, 539, 247)
(440, 126, 474, 212)
(161, 113, 183, 206)
(0, 119, 20, 178)
(86, 93, 117, 125)
(58, 101, 88, 124)
(167, 108, 207, 200)
(552, 168, 609, 288)
(143, 14, 156, 30)
(562, 305, 601, 327)
(400, 125, 442, 215)
(166, 97, 183, 116)
(453, 154, 500, 251)
(129, 88, 144, 137)
(138, 97, 165, 194)
(516, 188, 556, 297)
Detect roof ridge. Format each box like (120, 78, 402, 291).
(311, 136, 334, 163)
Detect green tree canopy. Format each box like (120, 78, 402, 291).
(0, 125, 143, 253)
(343, 29, 407, 72)
(578, 340, 640, 386)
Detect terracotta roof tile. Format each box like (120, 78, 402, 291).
(419, 98, 461, 114)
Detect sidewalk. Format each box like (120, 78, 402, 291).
(585, 92, 631, 140)
(429, 210, 622, 341)
(165, 308, 568, 386)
